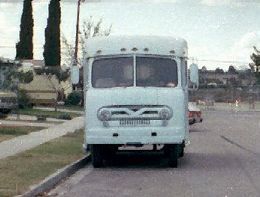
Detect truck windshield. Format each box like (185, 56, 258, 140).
(92, 57, 134, 88)
(92, 56, 178, 88)
(136, 57, 178, 87)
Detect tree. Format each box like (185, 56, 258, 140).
(62, 17, 112, 67)
(16, 0, 34, 60)
(215, 67, 224, 74)
(201, 66, 207, 72)
(228, 65, 237, 74)
(3, 67, 34, 91)
(43, 0, 61, 66)
(250, 46, 260, 84)
(3, 63, 33, 109)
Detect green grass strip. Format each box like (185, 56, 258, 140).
(0, 130, 84, 197)
(0, 126, 45, 143)
(18, 108, 80, 119)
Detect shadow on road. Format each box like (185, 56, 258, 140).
(98, 150, 258, 170)
(104, 151, 169, 169)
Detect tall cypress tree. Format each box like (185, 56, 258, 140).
(16, 0, 34, 60)
(43, 0, 61, 66)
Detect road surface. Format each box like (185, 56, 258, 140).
(49, 111, 260, 197)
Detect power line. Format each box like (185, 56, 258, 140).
(191, 58, 249, 64)
(0, 46, 251, 65)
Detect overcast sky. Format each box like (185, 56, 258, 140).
(0, 0, 260, 70)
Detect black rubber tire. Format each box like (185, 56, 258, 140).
(91, 145, 104, 168)
(179, 142, 185, 158)
(168, 144, 180, 168)
(163, 145, 170, 157)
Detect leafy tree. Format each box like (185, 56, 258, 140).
(16, 0, 34, 60)
(3, 67, 34, 91)
(215, 67, 224, 74)
(34, 67, 69, 82)
(3, 63, 34, 109)
(18, 89, 32, 109)
(201, 66, 207, 72)
(43, 0, 61, 66)
(228, 65, 237, 74)
(62, 17, 112, 67)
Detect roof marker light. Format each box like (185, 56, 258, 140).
(132, 47, 138, 52)
(144, 48, 149, 52)
(170, 50, 175, 54)
(120, 48, 126, 52)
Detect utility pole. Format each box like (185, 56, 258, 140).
(72, 0, 84, 90)
(74, 0, 85, 64)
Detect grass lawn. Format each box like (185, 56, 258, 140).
(0, 126, 45, 143)
(0, 130, 84, 197)
(18, 108, 80, 119)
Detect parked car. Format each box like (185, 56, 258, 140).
(0, 91, 17, 118)
(188, 102, 203, 125)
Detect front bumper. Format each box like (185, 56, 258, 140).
(85, 126, 185, 145)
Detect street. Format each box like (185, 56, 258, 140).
(50, 111, 260, 197)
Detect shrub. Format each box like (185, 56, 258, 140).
(57, 113, 72, 120)
(18, 90, 32, 109)
(65, 91, 82, 106)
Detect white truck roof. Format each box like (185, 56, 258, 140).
(85, 35, 188, 58)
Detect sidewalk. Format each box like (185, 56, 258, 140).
(0, 116, 84, 160)
(6, 114, 67, 122)
(0, 119, 57, 128)
(34, 107, 84, 115)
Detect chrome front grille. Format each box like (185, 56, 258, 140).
(119, 119, 151, 126)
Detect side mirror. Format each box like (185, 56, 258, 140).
(189, 63, 199, 90)
(71, 66, 79, 85)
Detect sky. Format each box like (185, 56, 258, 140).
(0, 0, 260, 70)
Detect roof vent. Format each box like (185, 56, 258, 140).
(169, 50, 175, 54)
(121, 48, 127, 52)
(144, 48, 149, 52)
(132, 47, 138, 52)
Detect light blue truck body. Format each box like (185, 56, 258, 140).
(83, 36, 190, 146)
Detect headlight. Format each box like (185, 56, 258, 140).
(159, 108, 172, 120)
(97, 109, 111, 121)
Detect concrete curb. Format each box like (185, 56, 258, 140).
(17, 154, 91, 197)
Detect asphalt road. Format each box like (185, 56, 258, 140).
(49, 111, 260, 197)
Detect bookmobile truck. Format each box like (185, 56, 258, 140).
(71, 36, 199, 168)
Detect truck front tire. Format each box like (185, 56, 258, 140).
(167, 144, 181, 168)
(179, 142, 185, 158)
(91, 145, 104, 168)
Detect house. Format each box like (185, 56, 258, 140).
(19, 74, 63, 105)
(20, 59, 45, 72)
(200, 70, 239, 85)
